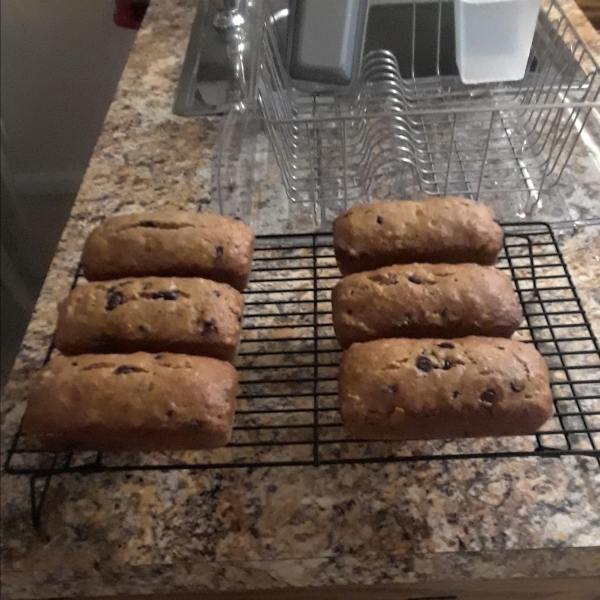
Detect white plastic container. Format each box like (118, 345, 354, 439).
(454, 0, 541, 85)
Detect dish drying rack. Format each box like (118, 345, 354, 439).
(216, 0, 600, 223)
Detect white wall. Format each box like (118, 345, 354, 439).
(0, 0, 136, 196)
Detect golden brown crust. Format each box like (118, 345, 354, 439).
(333, 198, 503, 275)
(22, 353, 238, 451)
(54, 277, 244, 362)
(338, 337, 552, 440)
(81, 211, 255, 291)
(332, 263, 522, 347)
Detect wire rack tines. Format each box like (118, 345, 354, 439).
(5, 222, 600, 475)
(255, 0, 599, 217)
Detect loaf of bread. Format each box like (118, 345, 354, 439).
(333, 197, 503, 275)
(22, 353, 238, 451)
(332, 263, 522, 347)
(81, 211, 255, 291)
(338, 337, 552, 440)
(54, 277, 244, 362)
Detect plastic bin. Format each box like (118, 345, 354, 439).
(454, 0, 541, 84)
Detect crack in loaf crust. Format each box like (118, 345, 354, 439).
(22, 353, 238, 451)
(81, 211, 255, 291)
(338, 337, 553, 440)
(333, 197, 503, 275)
(54, 276, 244, 362)
(332, 263, 523, 347)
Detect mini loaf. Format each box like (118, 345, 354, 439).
(338, 337, 553, 440)
(81, 211, 255, 291)
(333, 197, 503, 275)
(54, 277, 244, 362)
(332, 263, 522, 347)
(22, 353, 238, 451)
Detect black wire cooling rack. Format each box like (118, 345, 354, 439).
(4, 222, 600, 527)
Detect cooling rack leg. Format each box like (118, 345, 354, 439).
(30, 473, 53, 530)
(312, 233, 320, 465)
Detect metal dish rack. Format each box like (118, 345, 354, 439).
(218, 0, 600, 220)
(5, 224, 600, 527)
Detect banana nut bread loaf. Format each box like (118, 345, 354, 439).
(81, 211, 255, 291)
(22, 353, 238, 451)
(333, 197, 503, 275)
(54, 277, 244, 362)
(338, 337, 552, 440)
(332, 263, 522, 347)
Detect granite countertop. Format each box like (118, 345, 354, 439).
(2, 0, 600, 598)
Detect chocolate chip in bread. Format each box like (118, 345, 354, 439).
(333, 197, 503, 275)
(332, 263, 522, 347)
(338, 337, 553, 440)
(81, 211, 255, 291)
(22, 353, 238, 451)
(54, 277, 244, 362)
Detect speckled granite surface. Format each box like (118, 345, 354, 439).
(2, 0, 600, 598)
